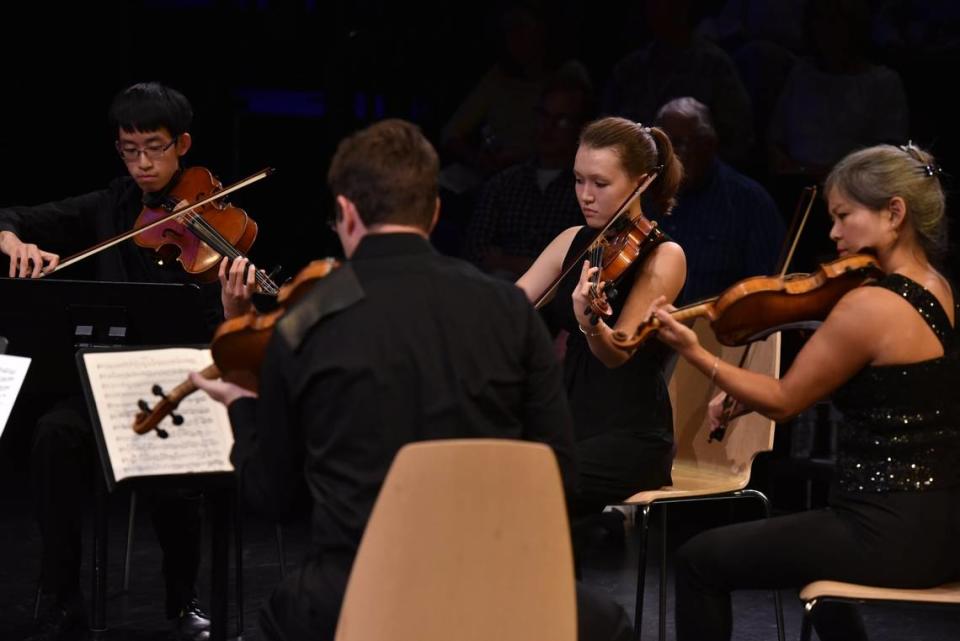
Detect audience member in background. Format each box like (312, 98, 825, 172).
(654, 97, 784, 303)
(603, 0, 754, 166)
(767, 0, 909, 179)
(464, 62, 594, 280)
(440, 6, 550, 194)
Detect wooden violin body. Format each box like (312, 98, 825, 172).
(585, 214, 663, 320)
(134, 167, 259, 283)
(611, 254, 884, 350)
(132, 258, 339, 436)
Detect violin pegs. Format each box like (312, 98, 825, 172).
(171, 413, 184, 426)
(137, 399, 150, 412)
(152, 384, 165, 397)
(156, 428, 169, 439)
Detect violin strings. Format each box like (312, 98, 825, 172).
(177, 209, 280, 295)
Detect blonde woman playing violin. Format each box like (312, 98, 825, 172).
(648, 143, 960, 641)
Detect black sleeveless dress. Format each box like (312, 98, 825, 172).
(549, 226, 675, 510)
(832, 273, 960, 494)
(673, 273, 960, 641)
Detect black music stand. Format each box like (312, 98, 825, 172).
(0, 277, 235, 641)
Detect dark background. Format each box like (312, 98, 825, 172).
(0, 0, 955, 275)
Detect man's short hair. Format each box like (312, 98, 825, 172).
(327, 119, 439, 230)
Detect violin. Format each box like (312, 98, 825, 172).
(583, 213, 663, 320)
(534, 172, 662, 320)
(134, 167, 279, 294)
(132, 258, 339, 437)
(610, 253, 884, 351)
(44, 167, 278, 295)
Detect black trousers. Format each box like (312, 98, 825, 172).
(31, 397, 203, 618)
(675, 487, 960, 641)
(257, 553, 633, 641)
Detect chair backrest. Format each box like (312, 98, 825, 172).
(668, 318, 781, 485)
(334, 439, 577, 641)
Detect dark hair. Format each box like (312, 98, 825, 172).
(804, 0, 871, 57)
(579, 116, 684, 213)
(327, 119, 439, 229)
(540, 60, 596, 122)
(655, 96, 717, 140)
(109, 82, 193, 137)
(825, 143, 948, 264)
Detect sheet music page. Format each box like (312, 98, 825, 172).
(82, 348, 234, 482)
(0, 354, 31, 439)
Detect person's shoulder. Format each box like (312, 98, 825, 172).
(649, 238, 686, 267)
(107, 175, 137, 191)
(716, 161, 775, 202)
(825, 280, 897, 332)
(277, 264, 367, 351)
(485, 162, 534, 189)
(860, 64, 906, 91)
(433, 253, 532, 305)
(688, 36, 739, 70)
(611, 44, 653, 76)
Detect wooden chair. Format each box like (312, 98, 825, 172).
(622, 318, 785, 641)
(798, 580, 960, 640)
(334, 439, 577, 641)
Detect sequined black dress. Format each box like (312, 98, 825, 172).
(672, 274, 960, 641)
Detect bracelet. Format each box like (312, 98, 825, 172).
(709, 356, 720, 384)
(578, 322, 604, 338)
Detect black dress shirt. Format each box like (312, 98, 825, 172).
(228, 233, 577, 555)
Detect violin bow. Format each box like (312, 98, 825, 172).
(709, 185, 818, 442)
(43, 168, 274, 276)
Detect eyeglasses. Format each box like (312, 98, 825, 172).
(116, 138, 177, 162)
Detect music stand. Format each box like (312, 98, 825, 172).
(0, 276, 211, 402)
(0, 277, 235, 639)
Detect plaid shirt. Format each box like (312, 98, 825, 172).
(465, 160, 583, 266)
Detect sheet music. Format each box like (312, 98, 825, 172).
(82, 348, 234, 482)
(0, 354, 31, 438)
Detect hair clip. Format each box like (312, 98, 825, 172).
(922, 164, 943, 178)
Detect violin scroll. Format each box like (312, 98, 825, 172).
(133, 363, 221, 437)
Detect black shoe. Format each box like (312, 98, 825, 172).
(173, 599, 210, 641)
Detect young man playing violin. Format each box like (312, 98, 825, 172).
(191, 118, 634, 641)
(0, 81, 254, 641)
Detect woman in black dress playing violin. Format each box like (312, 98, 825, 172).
(517, 116, 686, 515)
(647, 143, 960, 641)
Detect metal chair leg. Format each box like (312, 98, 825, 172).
(33, 583, 42, 620)
(658, 505, 667, 641)
(800, 600, 815, 641)
(234, 491, 245, 638)
(633, 505, 652, 641)
(122, 491, 137, 592)
(275, 524, 287, 577)
(743, 489, 786, 641)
